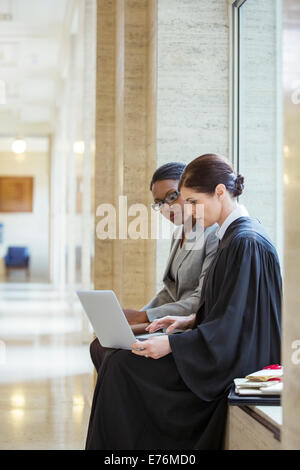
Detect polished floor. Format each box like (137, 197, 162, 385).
(0, 283, 94, 450)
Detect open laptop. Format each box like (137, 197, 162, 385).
(76, 290, 166, 350)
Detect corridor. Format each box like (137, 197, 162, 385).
(0, 0, 299, 452)
(0, 283, 94, 450)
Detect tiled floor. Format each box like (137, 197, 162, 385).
(0, 283, 94, 450)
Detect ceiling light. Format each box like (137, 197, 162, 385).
(12, 139, 27, 154)
(73, 141, 84, 154)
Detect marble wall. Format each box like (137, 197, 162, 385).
(282, 0, 300, 449)
(94, 0, 157, 309)
(156, 0, 230, 289)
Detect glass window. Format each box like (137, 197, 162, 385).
(232, 0, 283, 261)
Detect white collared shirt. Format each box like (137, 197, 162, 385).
(216, 204, 249, 240)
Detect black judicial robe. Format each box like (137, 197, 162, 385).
(85, 217, 282, 450)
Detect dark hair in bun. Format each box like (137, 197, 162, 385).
(233, 174, 245, 197)
(179, 153, 245, 198)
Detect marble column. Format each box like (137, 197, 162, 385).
(281, 0, 300, 450)
(66, 37, 78, 290)
(50, 79, 68, 293)
(81, 0, 96, 290)
(94, 0, 157, 308)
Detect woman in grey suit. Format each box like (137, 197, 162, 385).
(90, 162, 219, 370)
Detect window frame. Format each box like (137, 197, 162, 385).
(228, 0, 284, 261)
(228, 0, 248, 172)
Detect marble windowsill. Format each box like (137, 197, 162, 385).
(250, 405, 282, 428)
(245, 405, 282, 441)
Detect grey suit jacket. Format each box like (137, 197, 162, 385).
(143, 223, 219, 321)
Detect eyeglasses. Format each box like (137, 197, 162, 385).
(151, 190, 180, 211)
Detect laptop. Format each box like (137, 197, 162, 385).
(76, 290, 166, 350)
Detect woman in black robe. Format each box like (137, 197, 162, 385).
(85, 153, 281, 450)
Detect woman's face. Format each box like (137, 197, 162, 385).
(151, 179, 185, 225)
(180, 186, 223, 228)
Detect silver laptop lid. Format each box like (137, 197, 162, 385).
(77, 290, 136, 350)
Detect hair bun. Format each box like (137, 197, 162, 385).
(234, 174, 245, 196)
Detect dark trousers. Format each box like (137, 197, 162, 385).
(90, 323, 150, 371)
(90, 337, 108, 372)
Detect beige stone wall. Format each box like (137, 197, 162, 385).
(156, 0, 230, 289)
(94, 0, 157, 309)
(282, 0, 300, 449)
(94, 0, 232, 301)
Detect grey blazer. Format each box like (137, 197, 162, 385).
(143, 223, 219, 322)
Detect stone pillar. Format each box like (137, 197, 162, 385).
(94, 0, 157, 308)
(66, 37, 78, 290)
(281, 0, 300, 450)
(50, 80, 68, 293)
(81, 0, 96, 290)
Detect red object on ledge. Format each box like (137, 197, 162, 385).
(263, 364, 282, 370)
(263, 364, 282, 381)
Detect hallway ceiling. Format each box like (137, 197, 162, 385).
(0, 0, 73, 137)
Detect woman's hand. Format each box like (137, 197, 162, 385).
(131, 335, 172, 360)
(145, 314, 195, 334)
(123, 309, 148, 325)
(131, 322, 150, 335)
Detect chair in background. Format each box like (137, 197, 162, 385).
(4, 246, 30, 280)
